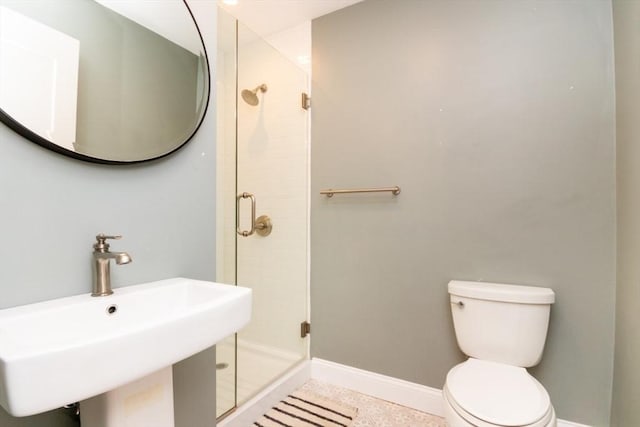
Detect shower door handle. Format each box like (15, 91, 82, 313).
(237, 192, 256, 237)
(237, 192, 273, 237)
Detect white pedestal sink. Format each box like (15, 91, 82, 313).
(0, 278, 251, 426)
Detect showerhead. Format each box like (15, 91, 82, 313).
(241, 84, 267, 106)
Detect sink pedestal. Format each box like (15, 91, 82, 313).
(80, 367, 174, 427)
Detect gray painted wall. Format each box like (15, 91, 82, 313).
(174, 347, 217, 427)
(0, 2, 217, 426)
(611, 1, 640, 425)
(311, 1, 616, 425)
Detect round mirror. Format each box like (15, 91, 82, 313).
(0, 0, 210, 164)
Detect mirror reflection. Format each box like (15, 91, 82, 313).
(0, 0, 209, 163)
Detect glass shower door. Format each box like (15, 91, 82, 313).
(235, 18, 309, 407)
(216, 8, 309, 419)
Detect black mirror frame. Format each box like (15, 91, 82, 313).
(0, 0, 211, 165)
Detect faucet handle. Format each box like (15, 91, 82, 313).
(95, 234, 122, 243)
(94, 234, 122, 251)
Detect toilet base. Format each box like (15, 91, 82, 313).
(443, 385, 557, 427)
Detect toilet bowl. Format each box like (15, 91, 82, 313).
(444, 281, 556, 427)
(443, 359, 556, 427)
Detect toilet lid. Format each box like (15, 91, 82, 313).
(446, 359, 551, 426)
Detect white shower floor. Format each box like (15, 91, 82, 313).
(216, 337, 303, 417)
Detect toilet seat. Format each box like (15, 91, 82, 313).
(445, 358, 553, 427)
(444, 385, 555, 427)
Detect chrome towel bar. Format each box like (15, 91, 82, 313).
(320, 186, 401, 197)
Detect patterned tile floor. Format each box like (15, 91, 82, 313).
(298, 379, 446, 427)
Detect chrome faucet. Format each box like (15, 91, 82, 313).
(92, 234, 132, 296)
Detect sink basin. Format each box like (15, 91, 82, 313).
(0, 278, 251, 417)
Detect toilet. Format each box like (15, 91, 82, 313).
(443, 280, 557, 427)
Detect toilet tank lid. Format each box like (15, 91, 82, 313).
(448, 280, 555, 304)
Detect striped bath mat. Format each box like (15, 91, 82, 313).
(253, 390, 358, 427)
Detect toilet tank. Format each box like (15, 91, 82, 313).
(448, 280, 555, 367)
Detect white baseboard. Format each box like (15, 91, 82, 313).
(311, 358, 444, 416)
(217, 357, 591, 427)
(557, 421, 592, 427)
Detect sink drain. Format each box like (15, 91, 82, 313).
(106, 304, 118, 315)
(216, 362, 229, 370)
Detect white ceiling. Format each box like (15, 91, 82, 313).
(217, 0, 364, 38)
(96, 0, 203, 54)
